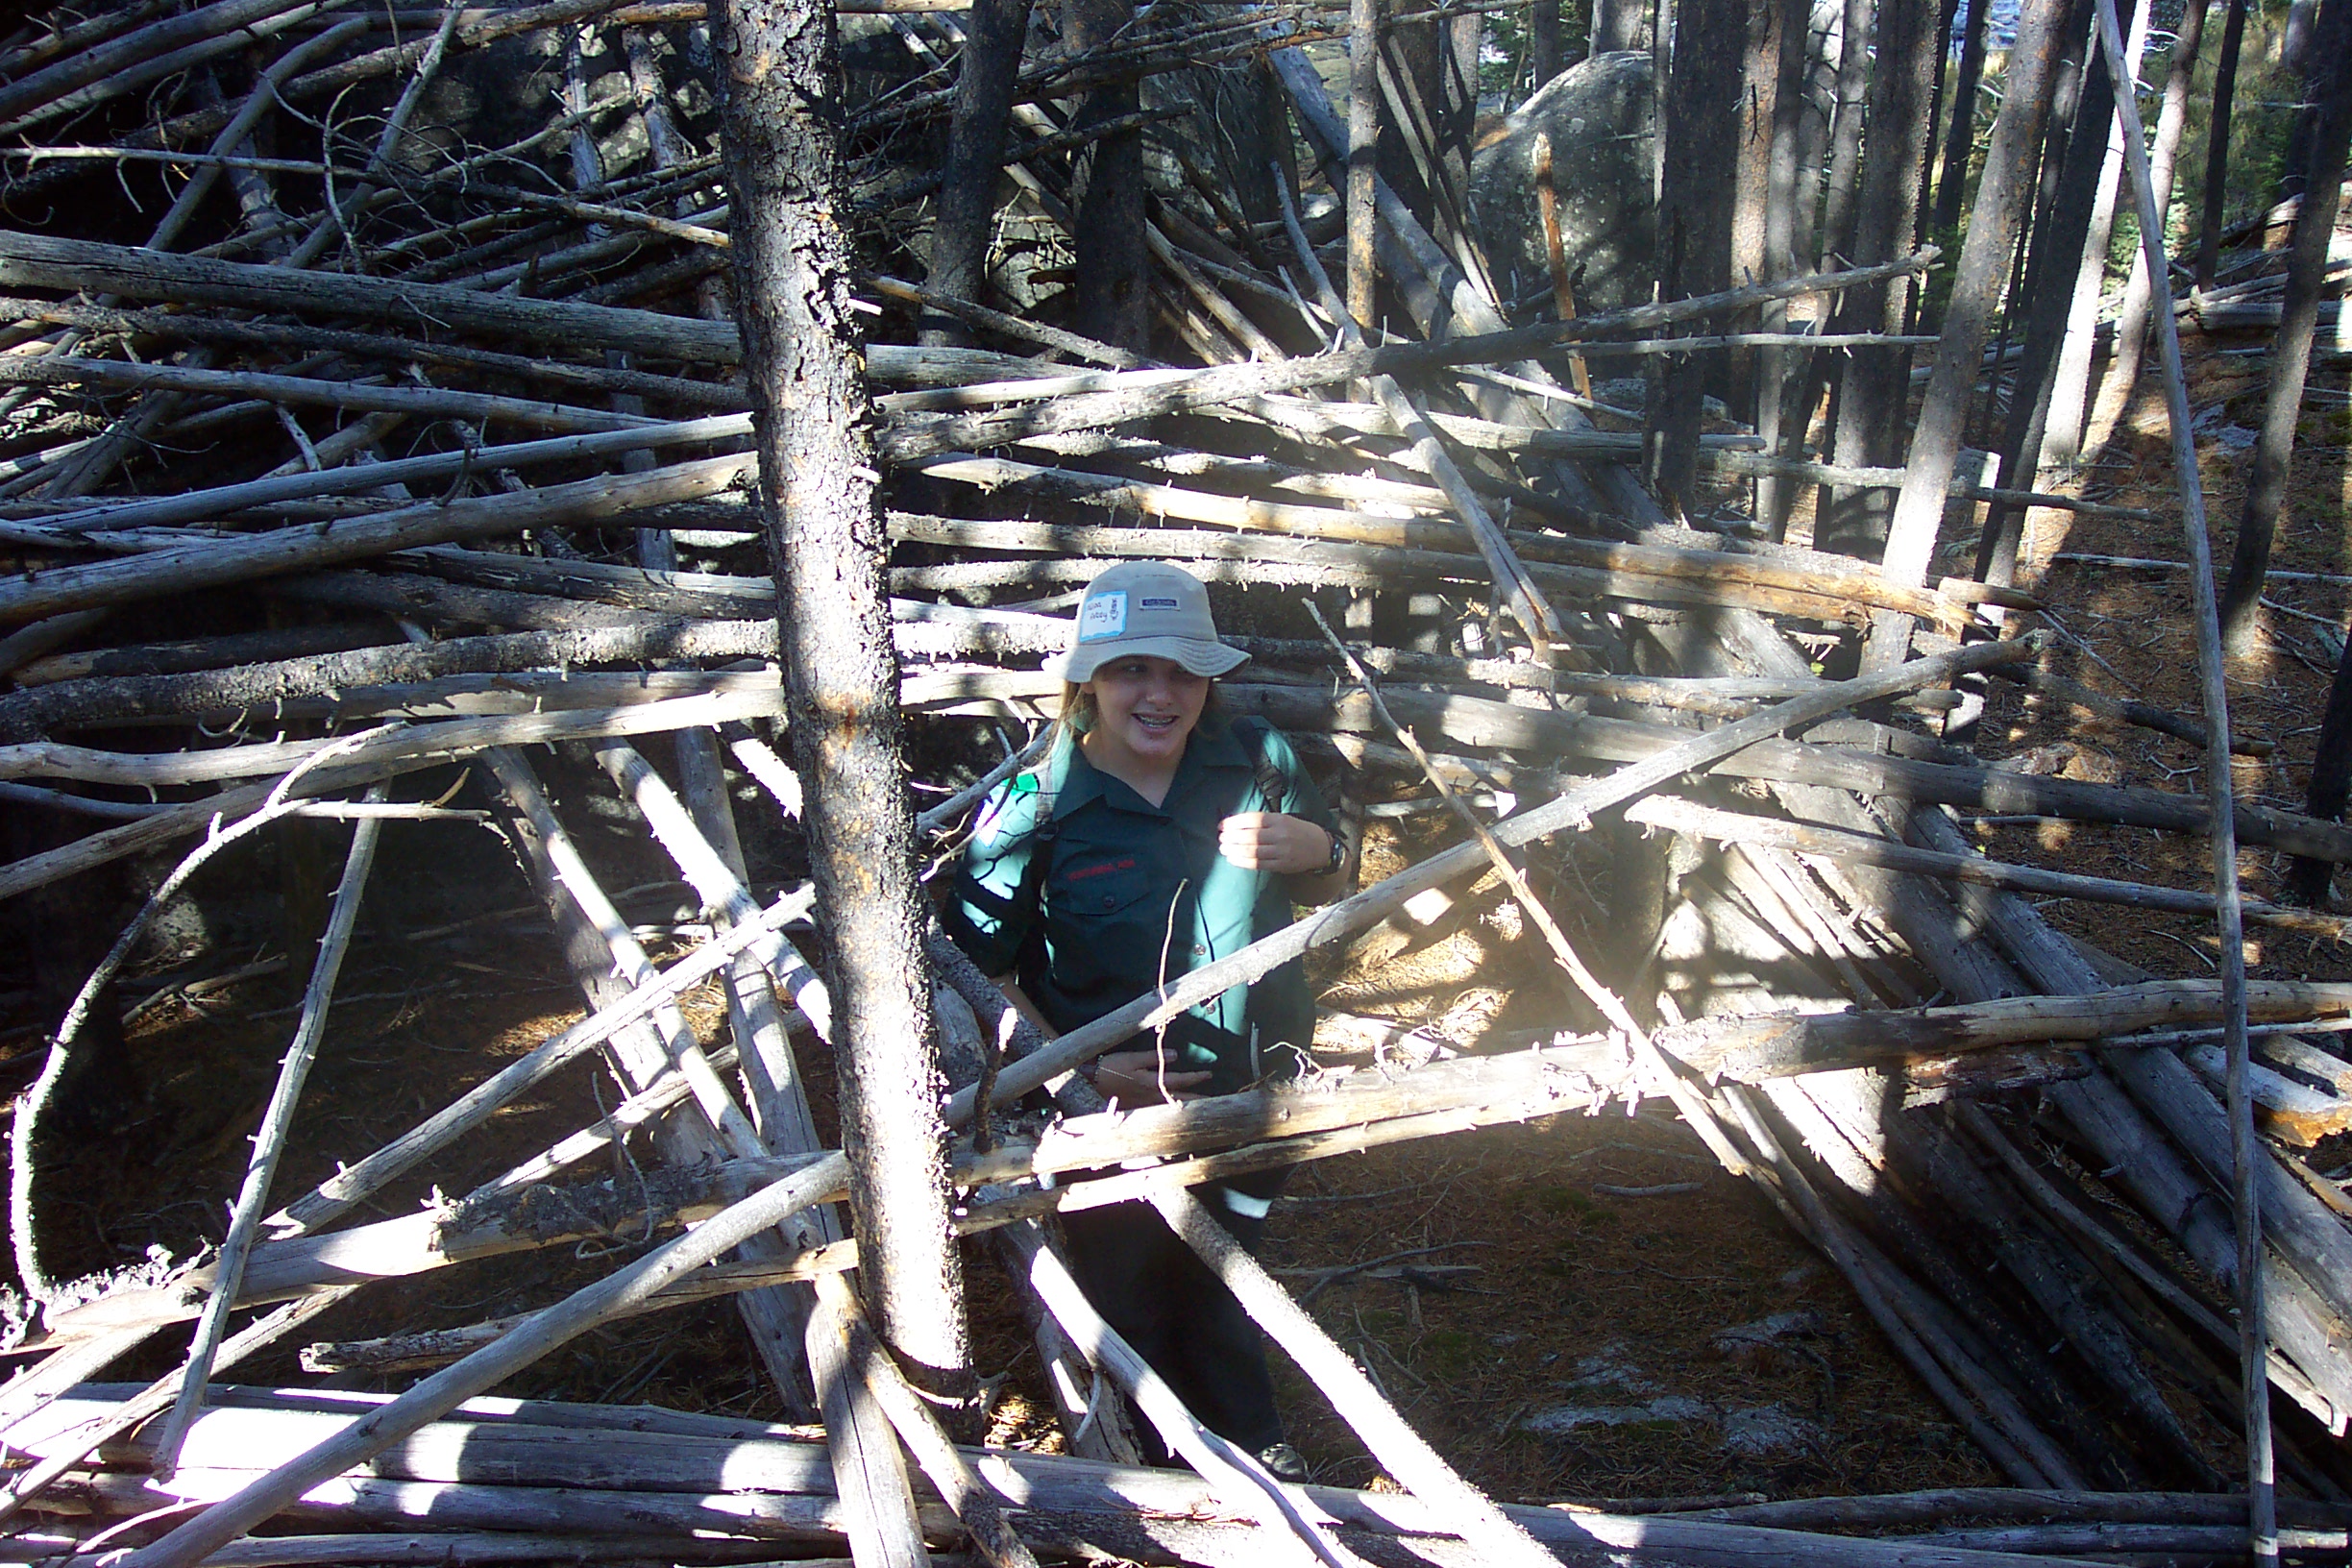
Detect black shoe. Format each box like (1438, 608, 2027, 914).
(1258, 1441, 1311, 1483)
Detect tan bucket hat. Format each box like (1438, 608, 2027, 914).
(1045, 561, 1251, 682)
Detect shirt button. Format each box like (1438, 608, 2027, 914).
(1099, 894, 1115, 910)
(1192, 943, 1207, 956)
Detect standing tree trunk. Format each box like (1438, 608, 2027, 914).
(1816, 0, 1940, 558)
(1860, 0, 2074, 671)
(1066, 0, 1150, 352)
(1643, 0, 1746, 515)
(920, 0, 1036, 346)
(712, 0, 976, 1430)
(1816, 0, 1874, 267)
(1530, 0, 1565, 88)
(1347, 0, 1383, 330)
(1931, 0, 1992, 239)
(1973, 0, 2134, 593)
(2218, 0, 2352, 651)
(1754, 0, 1810, 534)
(2037, 0, 2151, 474)
(2195, 0, 2249, 286)
(2083, 0, 2206, 453)
(1592, 0, 1647, 55)
(1729, 0, 1790, 425)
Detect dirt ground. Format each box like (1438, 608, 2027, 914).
(4, 321, 2350, 1515)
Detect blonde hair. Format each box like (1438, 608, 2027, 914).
(1043, 678, 1221, 754)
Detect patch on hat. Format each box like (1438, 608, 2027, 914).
(1139, 596, 1180, 610)
(1076, 590, 1127, 641)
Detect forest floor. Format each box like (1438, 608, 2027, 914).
(5, 322, 2350, 1511)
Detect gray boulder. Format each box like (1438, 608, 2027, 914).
(1469, 51, 1655, 313)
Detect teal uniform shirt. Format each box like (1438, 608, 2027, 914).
(943, 715, 1337, 1096)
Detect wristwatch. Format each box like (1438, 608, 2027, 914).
(1321, 825, 1346, 876)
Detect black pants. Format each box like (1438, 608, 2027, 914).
(1058, 1168, 1290, 1464)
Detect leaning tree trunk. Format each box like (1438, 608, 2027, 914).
(712, 0, 976, 1423)
(1973, 0, 2134, 593)
(919, 0, 1036, 346)
(2195, 0, 2250, 286)
(2218, 0, 2352, 652)
(1860, 0, 2074, 671)
(2082, 0, 2206, 454)
(1931, 0, 1992, 239)
(1066, 0, 1150, 352)
(1815, 0, 1939, 558)
(1643, 0, 1746, 515)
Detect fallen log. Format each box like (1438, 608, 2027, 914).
(1625, 796, 2352, 941)
(7, 1387, 2117, 1568)
(51, 948, 2300, 1342)
(1215, 683, 2352, 864)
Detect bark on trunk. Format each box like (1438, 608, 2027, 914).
(1591, 0, 1648, 53)
(1930, 0, 1991, 239)
(1066, 0, 1150, 353)
(1816, 0, 1939, 557)
(1530, 0, 1565, 88)
(1643, 0, 1746, 514)
(1858, 0, 2074, 670)
(2082, 0, 2206, 453)
(2217, 0, 2352, 651)
(713, 0, 975, 1435)
(920, 0, 1036, 346)
(1973, 0, 2134, 591)
(2194, 0, 2250, 287)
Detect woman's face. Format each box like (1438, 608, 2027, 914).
(1081, 655, 1210, 770)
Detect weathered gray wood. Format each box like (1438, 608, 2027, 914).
(0, 354, 653, 435)
(0, 454, 758, 628)
(950, 636, 2039, 1119)
(110, 1153, 854, 1568)
(2094, 1, 2280, 1539)
(148, 796, 383, 1475)
(1625, 796, 2352, 940)
(17, 1385, 2139, 1567)
(1861, 0, 2070, 670)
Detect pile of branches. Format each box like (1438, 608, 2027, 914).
(3, 1, 2352, 1565)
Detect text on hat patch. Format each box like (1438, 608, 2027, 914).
(1139, 596, 1180, 610)
(1077, 591, 1127, 641)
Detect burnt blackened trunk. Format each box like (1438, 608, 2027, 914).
(1066, 0, 1150, 353)
(1816, 0, 1939, 557)
(1643, 0, 1745, 515)
(920, 0, 1036, 346)
(2219, 0, 2352, 650)
(711, 0, 975, 1423)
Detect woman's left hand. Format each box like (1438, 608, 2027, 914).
(1218, 811, 1333, 875)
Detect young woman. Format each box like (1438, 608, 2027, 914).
(942, 560, 1343, 1480)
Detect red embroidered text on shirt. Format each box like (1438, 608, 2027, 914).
(1065, 858, 1137, 880)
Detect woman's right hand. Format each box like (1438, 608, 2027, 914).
(1090, 1047, 1212, 1105)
